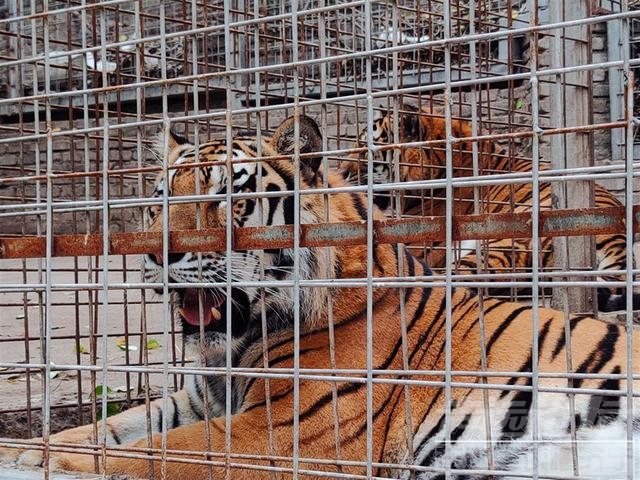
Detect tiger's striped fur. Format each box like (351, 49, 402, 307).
(339, 105, 637, 313)
(2, 115, 639, 479)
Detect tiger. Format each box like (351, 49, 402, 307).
(1, 114, 639, 479)
(339, 104, 639, 313)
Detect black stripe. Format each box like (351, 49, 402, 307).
(460, 298, 508, 341)
(265, 182, 281, 226)
(170, 396, 180, 429)
(596, 235, 626, 251)
(351, 192, 368, 220)
(416, 413, 446, 456)
(187, 390, 205, 421)
(402, 248, 417, 299)
(327, 382, 404, 455)
(499, 352, 533, 401)
(407, 291, 448, 366)
(263, 288, 390, 355)
(574, 324, 620, 388)
(293, 382, 362, 425)
(415, 389, 443, 439)
(107, 424, 122, 445)
(485, 306, 531, 355)
(421, 413, 472, 466)
(421, 294, 483, 371)
(499, 390, 532, 441)
(414, 400, 460, 460)
(569, 413, 583, 432)
(241, 346, 323, 398)
(585, 365, 621, 426)
(268, 346, 324, 369)
(156, 405, 163, 433)
(243, 386, 296, 414)
(498, 319, 552, 439)
(376, 384, 409, 460)
(268, 163, 295, 226)
(369, 283, 435, 450)
(499, 319, 553, 399)
(550, 316, 588, 361)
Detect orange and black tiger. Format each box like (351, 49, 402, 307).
(340, 104, 637, 313)
(1, 115, 638, 478)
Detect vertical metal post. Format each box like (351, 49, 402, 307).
(607, 1, 625, 162)
(228, 0, 245, 111)
(549, 0, 596, 313)
(7, 0, 19, 99)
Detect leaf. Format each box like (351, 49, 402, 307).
(94, 384, 114, 397)
(6, 374, 25, 383)
(97, 402, 122, 420)
(74, 344, 89, 355)
(146, 339, 161, 350)
(116, 337, 138, 351)
(89, 385, 121, 419)
(106, 402, 122, 417)
(515, 98, 524, 110)
(112, 385, 131, 393)
(15, 313, 25, 320)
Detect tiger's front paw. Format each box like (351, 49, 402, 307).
(0, 438, 52, 469)
(0, 427, 97, 471)
(0, 437, 43, 466)
(0, 441, 98, 474)
(0, 443, 24, 465)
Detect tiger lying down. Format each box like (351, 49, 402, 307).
(339, 104, 640, 313)
(1, 115, 639, 479)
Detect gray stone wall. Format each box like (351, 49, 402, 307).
(0, 121, 156, 235)
(0, 110, 351, 235)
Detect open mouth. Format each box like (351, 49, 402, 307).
(178, 289, 225, 328)
(174, 287, 251, 338)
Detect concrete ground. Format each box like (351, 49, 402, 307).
(0, 256, 178, 438)
(0, 465, 114, 480)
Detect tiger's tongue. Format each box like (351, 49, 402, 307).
(182, 289, 222, 327)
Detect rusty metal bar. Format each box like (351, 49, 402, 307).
(0, 205, 633, 260)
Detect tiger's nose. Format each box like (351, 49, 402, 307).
(148, 252, 187, 265)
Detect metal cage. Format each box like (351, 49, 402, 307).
(0, 0, 639, 479)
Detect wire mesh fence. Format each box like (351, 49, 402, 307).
(0, 0, 639, 479)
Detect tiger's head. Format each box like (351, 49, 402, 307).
(339, 104, 489, 212)
(143, 115, 390, 354)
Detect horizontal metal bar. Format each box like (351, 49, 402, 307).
(0, 205, 634, 259)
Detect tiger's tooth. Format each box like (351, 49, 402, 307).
(211, 307, 222, 322)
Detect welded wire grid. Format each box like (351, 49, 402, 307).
(0, 0, 639, 479)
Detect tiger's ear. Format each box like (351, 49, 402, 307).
(397, 104, 424, 141)
(154, 128, 190, 159)
(272, 115, 323, 181)
(167, 128, 190, 148)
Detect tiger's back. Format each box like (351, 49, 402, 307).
(340, 105, 634, 312)
(230, 264, 640, 478)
